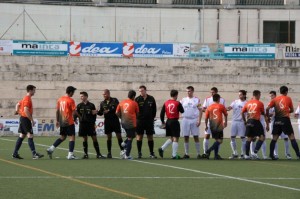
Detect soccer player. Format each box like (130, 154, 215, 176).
(266, 86, 300, 160)
(202, 87, 225, 153)
(295, 103, 300, 140)
(202, 94, 228, 160)
(116, 90, 139, 160)
(158, 89, 184, 159)
(227, 90, 247, 159)
(242, 90, 269, 160)
(98, 89, 124, 158)
(12, 85, 44, 159)
(268, 91, 291, 159)
(180, 86, 202, 159)
(135, 85, 157, 159)
(47, 86, 78, 160)
(75, 92, 105, 159)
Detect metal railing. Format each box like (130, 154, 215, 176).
(108, 0, 157, 3)
(172, 0, 221, 5)
(235, 0, 285, 5)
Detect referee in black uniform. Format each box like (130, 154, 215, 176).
(75, 91, 104, 159)
(135, 85, 157, 158)
(98, 89, 124, 158)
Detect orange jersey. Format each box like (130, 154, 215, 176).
(268, 95, 293, 118)
(116, 99, 139, 129)
(242, 99, 264, 120)
(57, 96, 76, 127)
(205, 103, 227, 132)
(19, 95, 33, 118)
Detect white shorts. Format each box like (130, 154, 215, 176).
(204, 121, 211, 135)
(181, 118, 199, 137)
(231, 121, 246, 137)
(298, 125, 300, 140)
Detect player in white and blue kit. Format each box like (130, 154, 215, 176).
(181, 86, 202, 159)
(227, 90, 247, 159)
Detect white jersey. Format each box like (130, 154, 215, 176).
(229, 99, 247, 121)
(180, 96, 201, 119)
(202, 96, 225, 108)
(269, 107, 275, 123)
(295, 105, 300, 124)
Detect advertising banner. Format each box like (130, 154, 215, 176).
(13, 40, 68, 56)
(0, 119, 38, 134)
(123, 42, 173, 58)
(276, 44, 300, 59)
(224, 44, 275, 59)
(69, 41, 123, 57)
(173, 43, 190, 58)
(190, 43, 225, 59)
(0, 40, 13, 55)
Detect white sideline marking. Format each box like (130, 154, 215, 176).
(0, 176, 300, 180)
(1, 138, 300, 192)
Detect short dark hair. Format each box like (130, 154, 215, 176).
(104, 89, 110, 94)
(186, 86, 194, 91)
(170, 89, 178, 97)
(66, 86, 76, 94)
(280, 86, 288, 94)
(239, 90, 247, 100)
(211, 87, 218, 93)
(253, 90, 261, 97)
(269, 91, 276, 96)
(213, 94, 220, 102)
(26, 85, 36, 92)
(80, 91, 88, 97)
(128, 90, 136, 99)
(139, 85, 147, 90)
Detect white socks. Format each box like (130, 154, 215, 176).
(161, 139, 172, 150)
(184, 142, 189, 155)
(172, 142, 178, 157)
(203, 139, 209, 152)
(195, 142, 200, 155)
(230, 138, 237, 155)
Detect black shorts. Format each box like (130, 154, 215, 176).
(136, 120, 155, 135)
(211, 130, 224, 140)
(79, 123, 96, 137)
(245, 119, 264, 137)
(272, 117, 294, 136)
(60, 124, 75, 136)
(166, 119, 180, 138)
(18, 116, 33, 134)
(124, 128, 136, 138)
(104, 119, 121, 134)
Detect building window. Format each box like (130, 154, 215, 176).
(263, 21, 295, 43)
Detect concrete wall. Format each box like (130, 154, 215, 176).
(1, 3, 300, 43)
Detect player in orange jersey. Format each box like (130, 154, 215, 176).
(266, 86, 300, 160)
(116, 90, 139, 160)
(202, 94, 228, 160)
(242, 90, 269, 160)
(47, 86, 78, 160)
(12, 85, 44, 159)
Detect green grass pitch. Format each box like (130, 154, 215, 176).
(0, 137, 299, 199)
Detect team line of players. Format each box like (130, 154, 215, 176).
(11, 85, 300, 160)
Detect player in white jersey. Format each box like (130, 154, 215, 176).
(295, 103, 300, 140)
(268, 91, 291, 159)
(227, 90, 247, 159)
(202, 87, 225, 153)
(180, 86, 202, 159)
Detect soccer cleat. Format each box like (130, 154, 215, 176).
(172, 155, 181, 159)
(125, 155, 133, 160)
(263, 156, 270, 160)
(67, 154, 78, 160)
(106, 153, 112, 159)
(46, 148, 53, 159)
(286, 154, 292, 160)
(32, 153, 44, 160)
(251, 153, 260, 160)
(158, 148, 164, 158)
(197, 154, 202, 159)
(120, 150, 126, 159)
(202, 150, 211, 159)
(82, 154, 89, 159)
(244, 155, 251, 160)
(96, 154, 106, 159)
(149, 153, 157, 159)
(239, 155, 245, 159)
(214, 155, 223, 160)
(138, 152, 142, 159)
(229, 154, 239, 160)
(270, 155, 279, 160)
(183, 154, 190, 159)
(12, 154, 23, 159)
